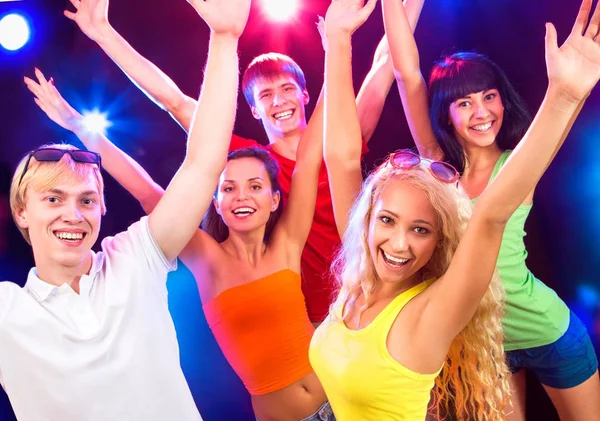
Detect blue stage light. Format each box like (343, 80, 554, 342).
(577, 285, 599, 310)
(82, 110, 111, 135)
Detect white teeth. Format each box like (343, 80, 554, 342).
(233, 207, 256, 215)
(55, 232, 84, 240)
(472, 122, 492, 132)
(274, 110, 293, 120)
(383, 251, 408, 264)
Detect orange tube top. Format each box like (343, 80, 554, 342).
(203, 269, 315, 395)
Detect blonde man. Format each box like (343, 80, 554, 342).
(1, 0, 250, 420)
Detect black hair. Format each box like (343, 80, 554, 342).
(429, 52, 532, 174)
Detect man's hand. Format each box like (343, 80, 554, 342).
(187, 0, 251, 39)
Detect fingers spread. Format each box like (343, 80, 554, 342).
(24, 76, 44, 99)
(573, 0, 593, 36)
(585, 0, 600, 39)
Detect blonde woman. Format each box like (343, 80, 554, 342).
(309, 0, 600, 420)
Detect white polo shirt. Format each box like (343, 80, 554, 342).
(0, 217, 202, 421)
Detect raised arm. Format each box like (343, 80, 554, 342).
(355, 0, 426, 144)
(65, 0, 196, 131)
(274, 87, 324, 256)
(383, 0, 442, 160)
(322, 0, 377, 237)
(148, 0, 250, 262)
(24, 69, 164, 214)
(426, 0, 600, 346)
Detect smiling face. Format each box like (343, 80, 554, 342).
(214, 157, 280, 236)
(10, 147, 106, 275)
(449, 89, 504, 149)
(250, 75, 309, 139)
(367, 178, 440, 289)
(14, 174, 102, 269)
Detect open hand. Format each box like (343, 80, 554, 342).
(187, 0, 251, 39)
(64, 0, 110, 42)
(546, 0, 600, 103)
(24, 69, 83, 133)
(324, 0, 378, 37)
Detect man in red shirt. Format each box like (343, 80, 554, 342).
(232, 52, 363, 323)
(59, 0, 424, 323)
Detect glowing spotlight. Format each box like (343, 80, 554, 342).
(82, 110, 111, 135)
(262, 0, 297, 21)
(0, 13, 30, 51)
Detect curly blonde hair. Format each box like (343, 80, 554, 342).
(330, 157, 511, 420)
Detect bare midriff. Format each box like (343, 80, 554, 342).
(251, 372, 328, 421)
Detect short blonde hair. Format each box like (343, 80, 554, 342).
(9, 144, 106, 244)
(331, 157, 511, 420)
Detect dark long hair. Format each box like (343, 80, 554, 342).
(201, 147, 283, 243)
(429, 52, 532, 174)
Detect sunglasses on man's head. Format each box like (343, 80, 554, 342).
(18, 148, 102, 187)
(388, 150, 459, 184)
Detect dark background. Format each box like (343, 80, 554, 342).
(1, 0, 599, 420)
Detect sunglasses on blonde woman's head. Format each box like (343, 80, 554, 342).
(18, 148, 102, 187)
(388, 150, 459, 184)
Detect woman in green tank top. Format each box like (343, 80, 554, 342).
(386, 0, 600, 419)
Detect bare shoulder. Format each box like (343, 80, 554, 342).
(179, 229, 229, 303)
(387, 282, 448, 374)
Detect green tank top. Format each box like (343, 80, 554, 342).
(471, 150, 569, 351)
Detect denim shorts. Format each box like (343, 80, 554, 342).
(256, 401, 336, 421)
(300, 401, 336, 421)
(506, 311, 598, 389)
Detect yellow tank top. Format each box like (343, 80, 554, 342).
(309, 280, 441, 421)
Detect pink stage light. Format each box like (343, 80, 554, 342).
(262, 0, 297, 22)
